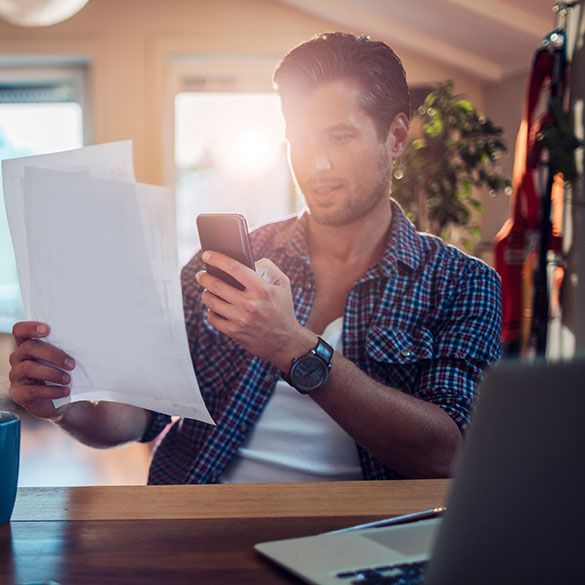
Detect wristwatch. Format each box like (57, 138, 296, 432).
(283, 337, 334, 394)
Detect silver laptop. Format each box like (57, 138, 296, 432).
(255, 359, 585, 584)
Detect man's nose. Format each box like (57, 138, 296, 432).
(315, 156, 332, 171)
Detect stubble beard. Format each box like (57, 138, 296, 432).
(302, 148, 392, 227)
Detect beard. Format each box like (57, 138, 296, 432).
(300, 146, 392, 227)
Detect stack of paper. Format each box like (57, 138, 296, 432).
(2, 141, 214, 424)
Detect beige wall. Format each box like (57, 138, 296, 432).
(484, 70, 528, 243)
(0, 0, 491, 185)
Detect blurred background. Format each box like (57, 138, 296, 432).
(0, 0, 582, 486)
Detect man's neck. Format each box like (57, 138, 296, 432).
(306, 200, 393, 266)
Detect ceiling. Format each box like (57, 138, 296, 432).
(278, 0, 558, 82)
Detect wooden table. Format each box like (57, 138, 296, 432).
(1, 480, 450, 585)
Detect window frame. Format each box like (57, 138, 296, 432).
(0, 59, 90, 332)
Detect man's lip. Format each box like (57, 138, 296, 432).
(313, 184, 342, 194)
(308, 181, 345, 194)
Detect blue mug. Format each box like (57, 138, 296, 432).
(0, 411, 20, 525)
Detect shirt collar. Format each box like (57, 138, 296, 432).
(378, 199, 422, 275)
(272, 210, 311, 260)
(271, 200, 422, 274)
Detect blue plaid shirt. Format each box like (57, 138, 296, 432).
(142, 201, 502, 484)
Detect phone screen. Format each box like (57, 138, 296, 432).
(196, 213, 255, 290)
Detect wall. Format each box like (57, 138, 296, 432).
(0, 0, 488, 186)
(484, 70, 529, 244)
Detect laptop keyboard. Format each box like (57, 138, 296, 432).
(335, 560, 427, 584)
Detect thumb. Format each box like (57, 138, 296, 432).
(254, 258, 288, 286)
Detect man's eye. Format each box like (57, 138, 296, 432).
(328, 133, 353, 143)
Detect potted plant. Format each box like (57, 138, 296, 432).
(393, 81, 511, 251)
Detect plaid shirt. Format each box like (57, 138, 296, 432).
(142, 201, 502, 484)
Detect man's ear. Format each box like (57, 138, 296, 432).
(386, 113, 410, 160)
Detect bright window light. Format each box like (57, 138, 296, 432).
(0, 102, 83, 332)
(174, 92, 295, 268)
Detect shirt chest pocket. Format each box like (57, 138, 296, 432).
(366, 324, 434, 363)
(364, 324, 434, 390)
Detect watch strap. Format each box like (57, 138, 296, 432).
(313, 336, 334, 365)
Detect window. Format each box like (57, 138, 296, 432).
(174, 91, 293, 266)
(0, 64, 87, 332)
(168, 57, 297, 267)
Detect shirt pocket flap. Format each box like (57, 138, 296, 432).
(365, 325, 433, 364)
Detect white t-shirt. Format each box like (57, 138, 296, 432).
(219, 317, 363, 483)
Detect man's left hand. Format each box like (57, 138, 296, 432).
(196, 251, 316, 371)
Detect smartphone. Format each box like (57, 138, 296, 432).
(196, 213, 255, 290)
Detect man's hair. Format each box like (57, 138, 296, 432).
(273, 32, 410, 140)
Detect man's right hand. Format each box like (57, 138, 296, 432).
(9, 321, 152, 448)
(9, 321, 74, 420)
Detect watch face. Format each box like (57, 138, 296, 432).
(291, 355, 329, 393)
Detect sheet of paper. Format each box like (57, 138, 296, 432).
(20, 165, 213, 423)
(2, 140, 135, 317)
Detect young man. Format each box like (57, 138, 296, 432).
(8, 33, 501, 484)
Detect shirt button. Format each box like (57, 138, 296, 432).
(304, 281, 312, 291)
(401, 349, 412, 358)
(263, 374, 274, 384)
(240, 422, 248, 433)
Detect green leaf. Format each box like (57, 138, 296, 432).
(457, 99, 473, 112)
(469, 226, 482, 239)
(423, 93, 435, 108)
(424, 118, 444, 137)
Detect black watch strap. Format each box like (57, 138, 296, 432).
(313, 336, 334, 365)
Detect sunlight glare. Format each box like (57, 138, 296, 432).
(224, 129, 274, 175)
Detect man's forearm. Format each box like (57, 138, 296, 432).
(310, 352, 462, 478)
(53, 401, 152, 449)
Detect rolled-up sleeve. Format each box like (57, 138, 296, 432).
(413, 261, 502, 430)
(140, 411, 172, 443)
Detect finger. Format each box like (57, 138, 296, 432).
(201, 250, 260, 290)
(10, 383, 71, 405)
(201, 290, 240, 322)
(12, 321, 50, 346)
(254, 258, 289, 286)
(9, 360, 72, 386)
(10, 338, 76, 371)
(207, 309, 233, 335)
(196, 269, 245, 304)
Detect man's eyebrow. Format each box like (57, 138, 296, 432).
(322, 123, 358, 133)
(285, 122, 359, 139)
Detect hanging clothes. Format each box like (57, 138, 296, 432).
(493, 29, 579, 357)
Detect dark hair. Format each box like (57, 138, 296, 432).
(273, 32, 410, 140)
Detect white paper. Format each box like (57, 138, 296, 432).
(2, 140, 135, 317)
(2, 144, 214, 424)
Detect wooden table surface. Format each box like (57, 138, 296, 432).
(1, 480, 450, 585)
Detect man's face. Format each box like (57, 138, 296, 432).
(283, 78, 396, 227)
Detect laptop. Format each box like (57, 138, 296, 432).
(255, 359, 585, 584)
